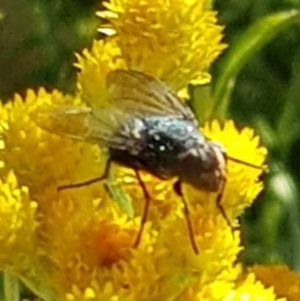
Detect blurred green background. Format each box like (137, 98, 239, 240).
(1, 0, 300, 272)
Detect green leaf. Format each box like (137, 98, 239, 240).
(211, 10, 300, 119)
(3, 272, 19, 301)
(276, 48, 300, 154)
(189, 84, 212, 122)
(104, 180, 134, 218)
(264, 169, 300, 269)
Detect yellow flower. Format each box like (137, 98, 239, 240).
(0, 89, 103, 196)
(97, 0, 226, 92)
(251, 265, 300, 301)
(75, 39, 127, 108)
(0, 62, 268, 301)
(0, 171, 37, 269)
(223, 272, 286, 301)
(0, 83, 268, 301)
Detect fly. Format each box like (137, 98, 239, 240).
(32, 69, 263, 254)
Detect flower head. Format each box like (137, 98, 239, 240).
(97, 0, 226, 92)
(223, 272, 286, 301)
(0, 84, 269, 300)
(251, 265, 300, 301)
(75, 40, 127, 108)
(0, 89, 102, 196)
(0, 171, 37, 269)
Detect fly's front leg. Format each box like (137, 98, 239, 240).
(174, 181, 199, 254)
(58, 158, 112, 191)
(133, 169, 151, 248)
(215, 177, 240, 234)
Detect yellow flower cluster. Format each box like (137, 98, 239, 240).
(251, 265, 300, 301)
(0, 0, 297, 301)
(98, 0, 226, 92)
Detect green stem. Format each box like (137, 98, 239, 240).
(276, 49, 300, 155)
(211, 10, 300, 119)
(3, 272, 19, 301)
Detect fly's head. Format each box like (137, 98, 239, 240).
(176, 139, 227, 193)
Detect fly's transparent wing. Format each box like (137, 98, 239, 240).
(107, 69, 197, 124)
(32, 70, 197, 148)
(31, 104, 129, 147)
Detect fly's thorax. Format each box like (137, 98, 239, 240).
(112, 117, 148, 155)
(175, 140, 227, 192)
(137, 116, 203, 176)
(110, 116, 202, 177)
(108, 117, 147, 171)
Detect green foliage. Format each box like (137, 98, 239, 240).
(212, 0, 300, 271)
(0, 0, 98, 99)
(212, 10, 300, 119)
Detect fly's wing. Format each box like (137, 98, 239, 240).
(31, 104, 129, 148)
(31, 70, 197, 149)
(106, 69, 197, 125)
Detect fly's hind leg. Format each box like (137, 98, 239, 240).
(57, 158, 112, 191)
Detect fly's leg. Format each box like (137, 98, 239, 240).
(133, 169, 151, 248)
(216, 177, 240, 235)
(174, 181, 199, 254)
(57, 158, 112, 191)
